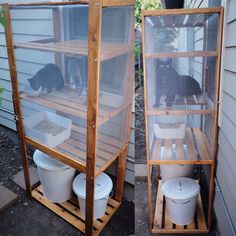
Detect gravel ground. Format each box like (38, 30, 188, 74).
(0, 125, 134, 236)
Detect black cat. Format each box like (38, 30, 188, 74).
(28, 63, 64, 93)
(154, 58, 202, 107)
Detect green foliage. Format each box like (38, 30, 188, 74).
(0, 86, 4, 107)
(135, 0, 161, 29)
(0, 7, 6, 28)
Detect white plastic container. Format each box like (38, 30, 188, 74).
(73, 172, 113, 219)
(23, 111, 72, 147)
(162, 177, 200, 225)
(154, 115, 186, 139)
(160, 164, 194, 182)
(33, 150, 75, 203)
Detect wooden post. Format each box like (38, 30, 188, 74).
(114, 146, 128, 202)
(3, 3, 32, 196)
(86, 0, 102, 235)
(207, 7, 224, 229)
(142, 12, 154, 230)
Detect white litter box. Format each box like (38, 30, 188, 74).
(154, 115, 186, 139)
(73, 172, 113, 219)
(23, 111, 72, 147)
(33, 150, 76, 203)
(162, 177, 200, 225)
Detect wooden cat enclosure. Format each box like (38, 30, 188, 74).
(3, 1, 134, 235)
(142, 7, 223, 234)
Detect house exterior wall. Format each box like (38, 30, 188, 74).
(0, 0, 134, 185)
(185, 0, 236, 235)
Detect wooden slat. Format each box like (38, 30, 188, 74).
(32, 186, 120, 236)
(25, 136, 86, 171)
(72, 124, 121, 148)
(145, 51, 217, 59)
(142, 7, 222, 16)
(10, 1, 89, 7)
(186, 129, 197, 160)
(154, 181, 163, 228)
(164, 199, 173, 230)
(196, 194, 207, 230)
(163, 139, 172, 160)
(32, 189, 86, 232)
(175, 139, 184, 160)
(102, 0, 135, 7)
(15, 40, 132, 62)
(147, 109, 214, 116)
(193, 128, 210, 161)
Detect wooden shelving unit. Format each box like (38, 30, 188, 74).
(142, 7, 223, 234)
(3, 1, 134, 235)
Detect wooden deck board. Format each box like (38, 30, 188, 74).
(32, 186, 120, 236)
(151, 128, 211, 164)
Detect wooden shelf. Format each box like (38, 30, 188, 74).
(150, 128, 212, 165)
(20, 88, 131, 127)
(152, 180, 208, 234)
(25, 123, 123, 175)
(145, 50, 217, 59)
(32, 185, 120, 236)
(15, 39, 133, 61)
(147, 94, 214, 116)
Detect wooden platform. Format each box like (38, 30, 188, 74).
(15, 39, 133, 61)
(21, 89, 131, 127)
(150, 128, 211, 165)
(32, 185, 120, 236)
(152, 181, 208, 234)
(25, 123, 124, 175)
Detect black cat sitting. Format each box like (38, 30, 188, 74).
(154, 58, 202, 107)
(28, 63, 64, 93)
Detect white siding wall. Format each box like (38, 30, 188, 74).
(0, 0, 135, 185)
(185, 0, 236, 235)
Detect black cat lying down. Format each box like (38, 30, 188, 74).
(154, 58, 202, 107)
(28, 63, 64, 93)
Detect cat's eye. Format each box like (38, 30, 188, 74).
(160, 65, 164, 68)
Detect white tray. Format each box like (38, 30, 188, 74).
(23, 111, 72, 147)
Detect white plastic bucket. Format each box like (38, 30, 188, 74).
(73, 172, 113, 219)
(33, 150, 76, 203)
(162, 177, 200, 225)
(160, 164, 194, 182)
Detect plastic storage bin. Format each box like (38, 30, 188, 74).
(162, 177, 200, 225)
(73, 172, 113, 219)
(33, 150, 75, 203)
(23, 111, 72, 147)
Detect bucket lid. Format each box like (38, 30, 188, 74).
(33, 150, 69, 171)
(162, 177, 200, 200)
(73, 173, 113, 200)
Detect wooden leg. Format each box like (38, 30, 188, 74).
(114, 146, 128, 202)
(19, 139, 32, 196)
(3, 4, 32, 196)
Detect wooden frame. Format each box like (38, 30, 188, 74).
(142, 7, 224, 234)
(3, 1, 134, 236)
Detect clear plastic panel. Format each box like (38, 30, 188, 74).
(148, 114, 213, 161)
(11, 4, 89, 167)
(144, 13, 219, 54)
(96, 6, 133, 168)
(145, 56, 217, 111)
